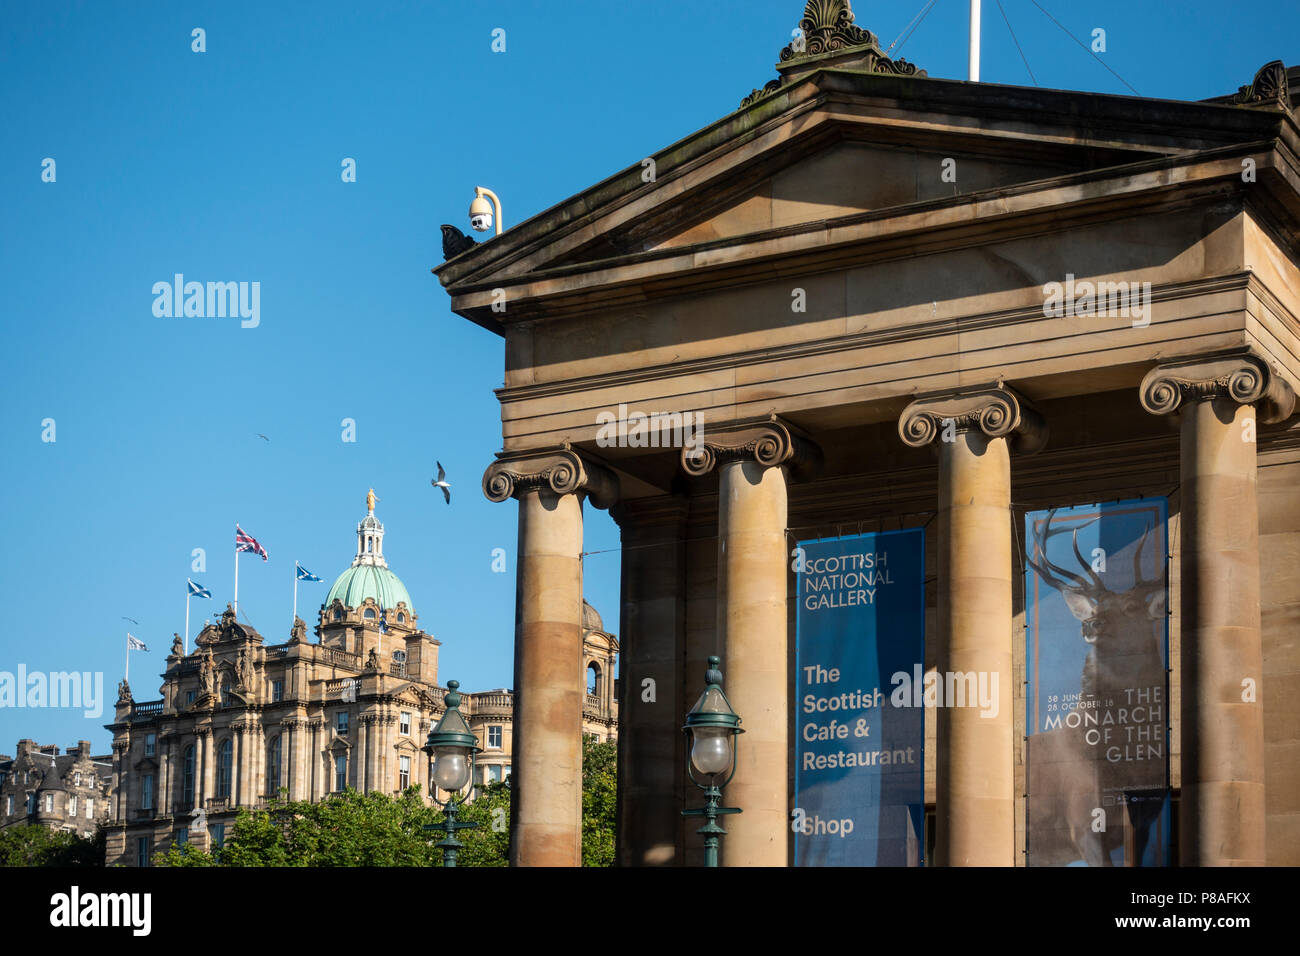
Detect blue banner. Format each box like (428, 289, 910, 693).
(794, 528, 925, 866)
(1025, 498, 1171, 866)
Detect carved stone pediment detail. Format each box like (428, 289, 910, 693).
(482, 445, 619, 509)
(679, 416, 821, 479)
(741, 0, 926, 109)
(1140, 350, 1295, 423)
(1231, 60, 1290, 109)
(899, 385, 1047, 455)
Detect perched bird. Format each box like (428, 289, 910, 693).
(256, 433, 270, 442)
(441, 224, 477, 260)
(431, 461, 451, 504)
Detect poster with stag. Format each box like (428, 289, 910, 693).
(1024, 498, 1171, 866)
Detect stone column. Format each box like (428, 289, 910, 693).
(1140, 351, 1295, 866)
(900, 385, 1045, 866)
(159, 740, 171, 817)
(233, 725, 246, 806)
(483, 447, 618, 867)
(610, 497, 688, 866)
(309, 720, 322, 800)
(682, 418, 820, 867)
(197, 728, 212, 808)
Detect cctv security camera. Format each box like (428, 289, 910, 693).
(470, 211, 493, 232)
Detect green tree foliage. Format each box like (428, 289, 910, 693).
(0, 824, 104, 867)
(582, 735, 617, 867)
(156, 789, 441, 867)
(155, 740, 618, 867)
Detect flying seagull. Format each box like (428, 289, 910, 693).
(121, 616, 140, 625)
(256, 433, 270, 442)
(431, 461, 451, 504)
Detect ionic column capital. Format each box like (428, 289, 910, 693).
(1140, 350, 1296, 424)
(482, 445, 619, 509)
(898, 384, 1047, 454)
(679, 415, 821, 479)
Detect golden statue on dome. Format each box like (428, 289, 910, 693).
(366, 488, 379, 513)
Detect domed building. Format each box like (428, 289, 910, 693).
(101, 493, 618, 866)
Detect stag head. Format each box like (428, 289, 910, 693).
(1027, 509, 1165, 647)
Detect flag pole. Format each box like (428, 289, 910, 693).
(234, 524, 240, 615)
(293, 561, 299, 625)
(185, 590, 191, 656)
(124, 633, 129, 685)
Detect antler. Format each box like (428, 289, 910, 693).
(1026, 508, 1104, 595)
(1132, 521, 1160, 589)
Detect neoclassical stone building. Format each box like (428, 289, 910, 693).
(103, 497, 617, 866)
(0, 740, 113, 838)
(435, 0, 1300, 866)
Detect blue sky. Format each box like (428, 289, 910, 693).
(1, 0, 1295, 752)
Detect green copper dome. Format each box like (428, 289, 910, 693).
(325, 564, 414, 615)
(323, 496, 415, 616)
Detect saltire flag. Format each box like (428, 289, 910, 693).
(187, 579, 212, 598)
(236, 524, 269, 561)
(127, 634, 149, 651)
(296, 563, 322, 582)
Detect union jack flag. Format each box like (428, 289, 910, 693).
(235, 524, 269, 561)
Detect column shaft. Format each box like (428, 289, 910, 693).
(1180, 397, 1264, 865)
(614, 500, 687, 866)
(511, 487, 585, 866)
(717, 459, 789, 866)
(935, 429, 1015, 865)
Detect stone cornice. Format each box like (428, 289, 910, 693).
(679, 416, 822, 480)
(899, 385, 1047, 455)
(482, 445, 619, 509)
(1139, 349, 1296, 423)
(435, 69, 1290, 306)
(452, 145, 1285, 327)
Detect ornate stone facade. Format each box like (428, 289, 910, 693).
(0, 740, 112, 839)
(102, 500, 617, 866)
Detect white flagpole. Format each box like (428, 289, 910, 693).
(124, 633, 130, 685)
(293, 561, 299, 625)
(234, 525, 240, 615)
(969, 0, 981, 82)
(185, 591, 191, 656)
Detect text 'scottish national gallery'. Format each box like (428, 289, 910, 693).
(435, 1, 1300, 866)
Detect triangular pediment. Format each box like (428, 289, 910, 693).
(435, 47, 1292, 332)
(640, 139, 1077, 253)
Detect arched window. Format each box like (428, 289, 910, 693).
(396, 613, 405, 623)
(363, 608, 376, 620)
(267, 736, 281, 796)
(217, 739, 233, 799)
(587, 662, 600, 696)
(182, 745, 195, 807)
(333, 608, 343, 621)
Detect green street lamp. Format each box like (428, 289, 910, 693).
(682, 655, 743, 867)
(422, 680, 482, 867)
